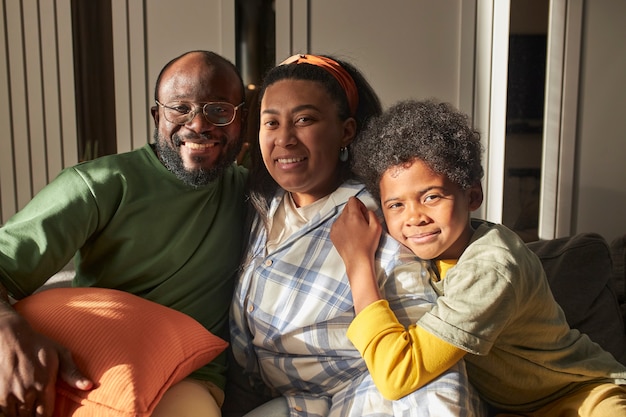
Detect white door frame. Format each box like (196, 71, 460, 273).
(539, 0, 583, 239)
(475, 0, 583, 238)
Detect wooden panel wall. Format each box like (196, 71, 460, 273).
(0, 0, 235, 225)
(0, 0, 77, 224)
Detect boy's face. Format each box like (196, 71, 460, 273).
(380, 159, 482, 260)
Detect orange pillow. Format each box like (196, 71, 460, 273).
(13, 287, 228, 417)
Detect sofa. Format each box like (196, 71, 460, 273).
(10, 226, 618, 417)
(525, 231, 626, 365)
(32, 231, 626, 417)
(41, 230, 626, 367)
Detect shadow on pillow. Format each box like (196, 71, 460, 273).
(14, 287, 228, 417)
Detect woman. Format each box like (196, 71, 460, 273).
(228, 54, 483, 416)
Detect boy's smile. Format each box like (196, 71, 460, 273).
(379, 159, 482, 260)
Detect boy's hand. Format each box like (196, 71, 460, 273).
(331, 197, 382, 265)
(332, 197, 383, 313)
(0, 311, 93, 417)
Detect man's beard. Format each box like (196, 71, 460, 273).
(153, 130, 241, 188)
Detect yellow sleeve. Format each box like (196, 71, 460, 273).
(347, 299, 466, 400)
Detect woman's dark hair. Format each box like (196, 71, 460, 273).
(352, 99, 484, 202)
(248, 55, 382, 219)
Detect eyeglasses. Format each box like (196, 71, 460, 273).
(155, 100, 245, 126)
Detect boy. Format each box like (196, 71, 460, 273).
(330, 99, 626, 416)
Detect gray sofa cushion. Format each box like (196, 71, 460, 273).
(527, 233, 626, 365)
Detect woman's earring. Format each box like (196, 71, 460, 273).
(339, 147, 349, 162)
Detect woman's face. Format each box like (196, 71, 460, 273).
(259, 79, 355, 207)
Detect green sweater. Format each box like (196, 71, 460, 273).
(0, 144, 248, 388)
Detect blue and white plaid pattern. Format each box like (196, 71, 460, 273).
(231, 181, 483, 416)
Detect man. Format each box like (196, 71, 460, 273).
(0, 50, 248, 417)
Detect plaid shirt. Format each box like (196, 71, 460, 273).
(231, 181, 482, 416)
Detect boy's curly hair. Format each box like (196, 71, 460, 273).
(352, 99, 484, 201)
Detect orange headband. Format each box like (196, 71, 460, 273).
(280, 54, 359, 116)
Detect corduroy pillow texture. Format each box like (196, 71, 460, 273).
(14, 287, 228, 417)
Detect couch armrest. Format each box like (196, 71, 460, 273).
(527, 233, 626, 365)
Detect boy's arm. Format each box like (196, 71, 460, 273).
(333, 197, 466, 400)
(347, 300, 466, 401)
(331, 197, 383, 312)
